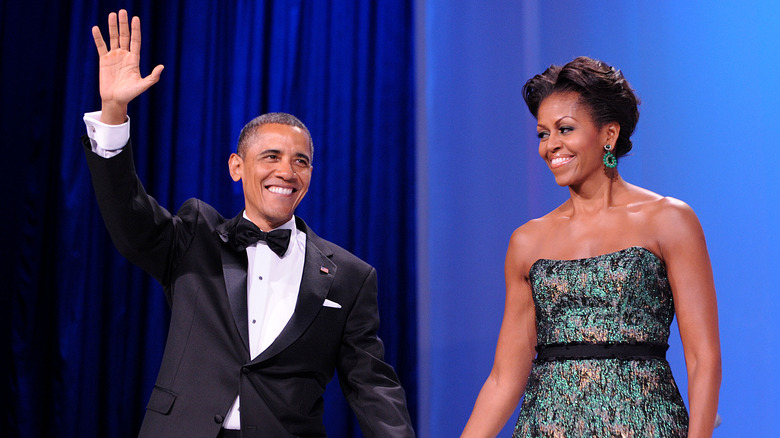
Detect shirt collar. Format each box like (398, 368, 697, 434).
(241, 212, 298, 234)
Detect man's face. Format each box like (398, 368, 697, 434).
(228, 123, 312, 231)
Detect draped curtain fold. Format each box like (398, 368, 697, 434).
(4, 1, 416, 436)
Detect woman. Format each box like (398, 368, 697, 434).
(461, 57, 721, 437)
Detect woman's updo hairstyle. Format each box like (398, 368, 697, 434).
(522, 56, 640, 158)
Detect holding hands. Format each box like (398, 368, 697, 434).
(92, 9, 163, 124)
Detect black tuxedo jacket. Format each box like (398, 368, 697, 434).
(83, 137, 414, 438)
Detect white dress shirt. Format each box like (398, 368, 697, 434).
(223, 214, 305, 429)
(84, 111, 306, 430)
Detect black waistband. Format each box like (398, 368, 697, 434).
(535, 342, 668, 362)
(218, 429, 241, 438)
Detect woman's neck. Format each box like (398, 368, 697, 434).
(567, 172, 625, 215)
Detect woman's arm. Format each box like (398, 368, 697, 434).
(656, 198, 722, 438)
(461, 229, 539, 437)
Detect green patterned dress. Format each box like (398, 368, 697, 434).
(513, 247, 689, 437)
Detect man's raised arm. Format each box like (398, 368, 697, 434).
(92, 9, 163, 125)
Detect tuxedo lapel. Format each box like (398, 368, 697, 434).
(216, 215, 251, 355)
(251, 222, 337, 364)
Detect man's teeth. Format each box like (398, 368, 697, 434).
(268, 186, 293, 195)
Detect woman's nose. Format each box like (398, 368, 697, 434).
(546, 133, 562, 152)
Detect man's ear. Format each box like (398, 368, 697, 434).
(228, 153, 243, 182)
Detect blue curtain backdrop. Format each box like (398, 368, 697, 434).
(418, 1, 780, 436)
(3, 1, 416, 437)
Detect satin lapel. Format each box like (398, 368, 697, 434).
(216, 215, 250, 355)
(251, 232, 337, 363)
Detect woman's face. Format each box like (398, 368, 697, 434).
(535, 91, 614, 187)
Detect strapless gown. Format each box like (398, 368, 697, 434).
(513, 247, 688, 437)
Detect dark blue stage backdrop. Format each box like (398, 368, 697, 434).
(3, 1, 416, 437)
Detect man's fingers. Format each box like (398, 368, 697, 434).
(118, 9, 130, 50)
(130, 16, 141, 55)
(92, 26, 107, 57)
(108, 12, 118, 51)
(135, 64, 165, 95)
(146, 65, 165, 85)
(101, 10, 134, 54)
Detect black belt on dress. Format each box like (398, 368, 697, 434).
(535, 342, 669, 362)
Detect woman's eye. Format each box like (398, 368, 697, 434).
(559, 126, 573, 134)
(537, 131, 549, 139)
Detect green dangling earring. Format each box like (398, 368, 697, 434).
(603, 144, 617, 168)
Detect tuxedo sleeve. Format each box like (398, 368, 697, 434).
(81, 135, 193, 287)
(336, 267, 415, 437)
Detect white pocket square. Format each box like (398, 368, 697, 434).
(323, 299, 342, 309)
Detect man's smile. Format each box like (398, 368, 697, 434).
(267, 186, 295, 195)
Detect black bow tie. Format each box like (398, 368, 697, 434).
(232, 218, 292, 258)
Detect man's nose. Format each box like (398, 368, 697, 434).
(275, 158, 296, 178)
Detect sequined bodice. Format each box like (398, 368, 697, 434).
(515, 246, 688, 437)
(529, 246, 674, 346)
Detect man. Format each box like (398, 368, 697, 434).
(82, 10, 414, 438)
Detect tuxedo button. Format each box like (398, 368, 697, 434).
(242, 367, 250, 374)
(214, 414, 224, 424)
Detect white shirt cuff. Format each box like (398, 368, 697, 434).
(83, 111, 131, 158)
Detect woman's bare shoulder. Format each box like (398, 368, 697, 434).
(507, 213, 562, 275)
(622, 184, 695, 217)
(624, 190, 704, 260)
(633, 192, 697, 221)
(510, 210, 559, 245)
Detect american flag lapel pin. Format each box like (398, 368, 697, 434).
(320, 266, 329, 274)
